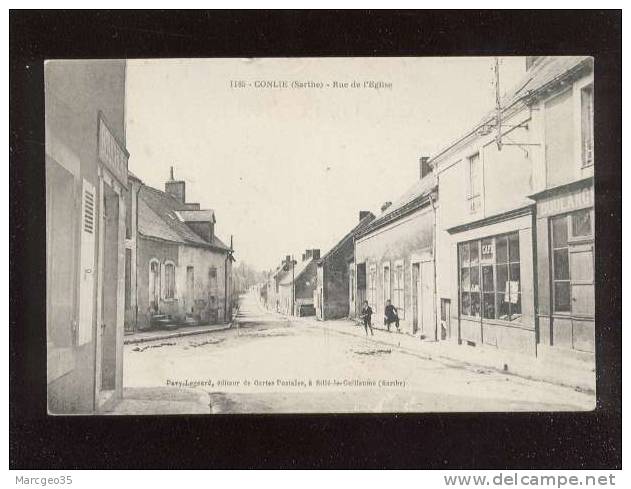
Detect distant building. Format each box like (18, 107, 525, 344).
(46, 60, 129, 413)
(314, 211, 375, 320)
(354, 159, 438, 337)
(278, 249, 320, 316)
(431, 56, 594, 359)
(135, 168, 235, 330)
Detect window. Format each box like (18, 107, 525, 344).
(467, 153, 482, 213)
(164, 262, 176, 299)
(459, 232, 521, 322)
(393, 261, 405, 318)
(551, 209, 593, 314)
(581, 84, 594, 167)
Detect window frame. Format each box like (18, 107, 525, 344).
(580, 83, 594, 168)
(458, 232, 522, 323)
(393, 259, 405, 319)
(149, 258, 161, 305)
(164, 261, 176, 300)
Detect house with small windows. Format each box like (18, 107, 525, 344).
(278, 250, 320, 317)
(314, 211, 375, 320)
(135, 168, 235, 331)
(354, 158, 438, 338)
(430, 56, 594, 360)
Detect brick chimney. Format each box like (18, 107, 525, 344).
(311, 249, 320, 260)
(419, 156, 431, 179)
(359, 210, 372, 222)
(165, 166, 186, 204)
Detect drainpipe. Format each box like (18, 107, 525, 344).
(428, 190, 439, 341)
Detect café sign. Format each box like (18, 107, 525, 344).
(98, 113, 129, 188)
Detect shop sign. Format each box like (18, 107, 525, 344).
(538, 186, 593, 218)
(98, 114, 128, 188)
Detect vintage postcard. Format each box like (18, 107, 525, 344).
(45, 56, 596, 415)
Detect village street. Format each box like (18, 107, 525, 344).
(121, 292, 594, 414)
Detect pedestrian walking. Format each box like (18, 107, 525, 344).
(383, 299, 400, 333)
(360, 300, 374, 336)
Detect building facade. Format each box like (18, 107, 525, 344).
(46, 60, 129, 413)
(278, 250, 320, 316)
(315, 211, 375, 320)
(135, 170, 234, 330)
(431, 56, 594, 359)
(354, 164, 438, 338)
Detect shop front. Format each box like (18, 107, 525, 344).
(531, 177, 594, 356)
(447, 206, 537, 356)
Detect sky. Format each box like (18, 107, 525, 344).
(125, 57, 526, 271)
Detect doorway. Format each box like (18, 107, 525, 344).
(412, 263, 420, 334)
(412, 259, 436, 340)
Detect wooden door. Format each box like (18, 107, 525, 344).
(569, 242, 594, 352)
(186, 266, 195, 315)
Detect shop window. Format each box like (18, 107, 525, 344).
(551, 215, 571, 312)
(164, 262, 176, 299)
(581, 84, 594, 167)
(393, 261, 405, 319)
(459, 232, 521, 322)
(571, 209, 592, 238)
(551, 210, 594, 315)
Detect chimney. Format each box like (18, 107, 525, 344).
(165, 166, 186, 204)
(419, 156, 431, 179)
(305, 249, 312, 261)
(302, 253, 306, 261)
(311, 249, 320, 260)
(359, 210, 371, 222)
(381, 201, 392, 213)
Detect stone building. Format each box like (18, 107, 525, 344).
(314, 211, 375, 320)
(430, 56, 594, 360)
(135, 169, 235, 330)
(354, 160, 438, 337)
(46, 60, 130, 413)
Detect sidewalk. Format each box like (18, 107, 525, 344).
(271, 307, 596, 394)
(124, 322, 232, 345)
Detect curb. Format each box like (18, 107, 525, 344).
(262, 307, 595, 394)
(124, 305, 241, 345)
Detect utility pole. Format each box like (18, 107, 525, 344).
(494, 57, 503, 151)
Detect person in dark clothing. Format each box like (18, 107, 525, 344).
(384, 299, 400, 332)
(360, 300, 374, 336)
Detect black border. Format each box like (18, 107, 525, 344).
(10, 10, 622, 469)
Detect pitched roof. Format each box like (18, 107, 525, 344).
(318, 212, 375, 264)
(279, 258, 316, 286)
(175, 209, 216, 223)
(138, 185, 230, 252)
(357, 176, 437, 238)
(430, 56, 592, 166)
